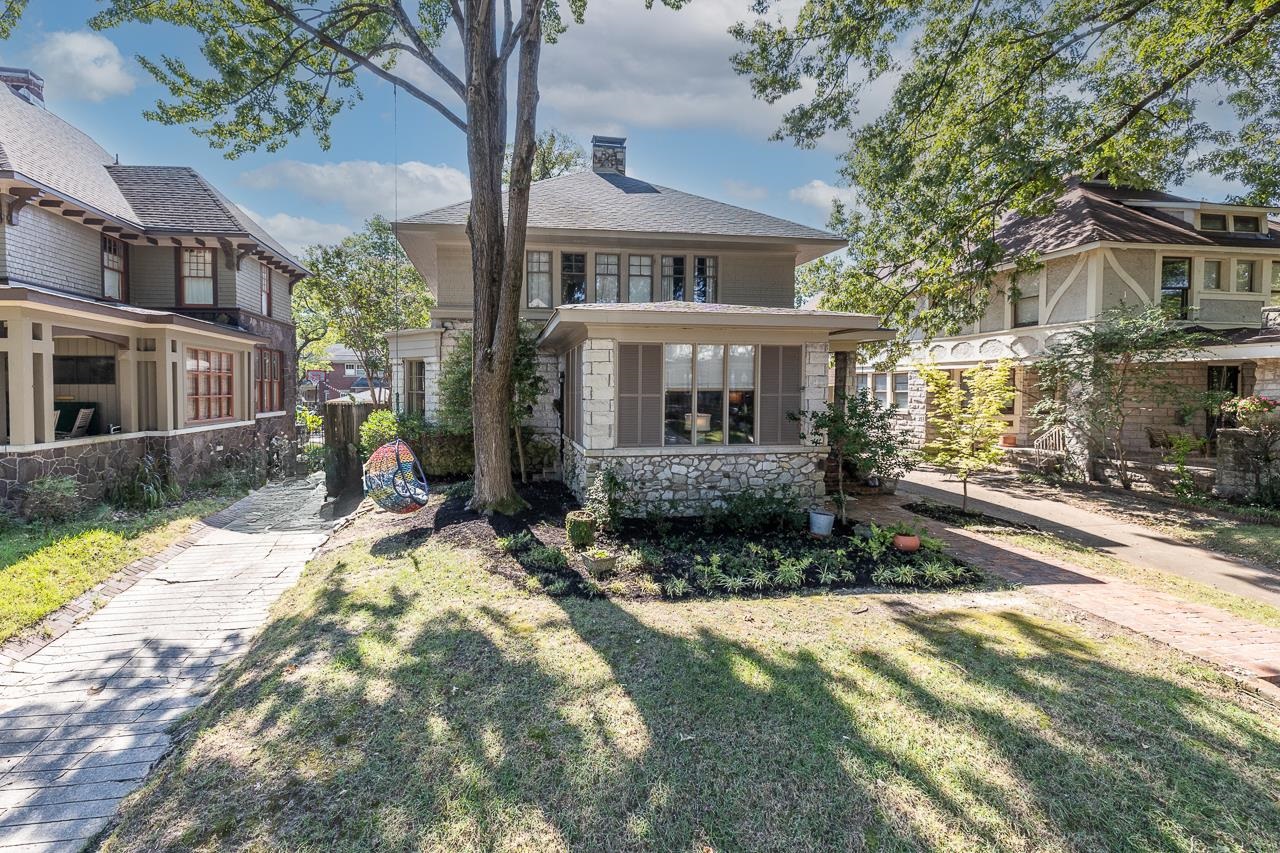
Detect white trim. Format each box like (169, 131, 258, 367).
(255, 411, 287, 419)
(1102, 248, 1152, 305)
(1044, 254, 1089, 319)
(583, 443, 827, 458)
(0, 419, 256, 453)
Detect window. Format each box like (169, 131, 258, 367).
(256, 349, 282, 413)
(893, 373, 909, 409)
(695, 345, 725, 445)
(260, 263, 272, 315)
(1014, 290, 1038, 327)
(406, 360, 426, 415)
(1204, 259, 1223, 290)
(563, 345, 583, 444)
(662, 256, 685, 301)
(1272, 262, 1280, 294)
(102, 235, 124, 300)
(595, 253, 620, 303)
(694, 256, 717, 303)
(758, 345, 802, 444)
(181, 248, 215, 306)
(728, 345, 755, 444)
(855, 373, 870, 397)
(53, 355, 115, 385)
(526, 251, 552, 308)
(664, 343, 693, 445)
(1200, 213, 1227, 231)
(344, 363, 366, 377)
(1160, 257, 1191, 317)
(186, 348, 234, 422)
(617, 343, 662, 447)
(873, 373, 889, 407)
(561, 253, 586, 304)
(628, 255, 653, 302)
(1233, 215, 1260, 234)
(1236, 260, 1257, 293)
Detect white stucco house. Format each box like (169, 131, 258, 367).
(387, 136, 890, 509)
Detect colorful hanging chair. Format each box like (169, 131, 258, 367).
(363, 439, 430, 514)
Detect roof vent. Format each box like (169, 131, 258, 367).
(591, 135, 626, 176)
(0, 67, 44, 107)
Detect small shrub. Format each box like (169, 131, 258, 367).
(704, 488, 803, 534)
(497, 531, 534, 553)
(616, 549, 645, 574)
(774, 557, 806, 588)
(663, 577, 692, 598)
(585, 463, 630, 531)
(444, 479, 474, 500)
(522, 545, 568, 573)
(565, 510, 597, 549)
(635, 575, 662, 596)
(296, 407, 323, 434)
(872, 562, 921, 587)
(359, 409, 401, 456)
(300, 442, 329, 474)
(109, 454, 178, 510)
(22, 475, 79, 522)
(918, 557, 964, 587)
(544, 578, 573, 596)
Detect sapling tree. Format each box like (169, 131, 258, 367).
(1031, 306, 1216, 488)
(920, 360, 1015, 513)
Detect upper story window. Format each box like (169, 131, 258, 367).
(562, 252, 586, 304)
(1200, 213, 1227, 231)
(259, 263, 272, 315)
(526, 250, 551, 308)
(662, 256, 685, 300)
(595, 253, 620, 303)
(1204, 259, 1223, 290)
(694, 256, 717, 303)
(1233, 215, 1260, 234)
(1160, 257, 1190, 318)
(1013, 282, 1038, 327)
(102, 235, 125, 301)
(628, 255, 653, 302)
(893, 373, 910, 409)
(1236, 260, 1257, 292)
(181, 248, 215, 306)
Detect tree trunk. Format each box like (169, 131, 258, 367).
(962, 474, 969, 513)
(464, 0, 543, 514)
(515, 425, 527, 483)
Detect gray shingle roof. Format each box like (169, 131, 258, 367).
(403, 169, 843, 243)
(0, 84, 304, 272)
(996, 180, 1280, 256)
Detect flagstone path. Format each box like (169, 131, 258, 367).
(0, 476, 332, 852)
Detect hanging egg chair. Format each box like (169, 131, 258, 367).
(363, 439, 430, 514)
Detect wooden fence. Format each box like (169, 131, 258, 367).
(324, 399, 375, 495)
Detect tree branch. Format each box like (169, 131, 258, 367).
(387, 0, 466, 99)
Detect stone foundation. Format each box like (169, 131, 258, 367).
(563, 443, 827, 515)
(1215, 428, 1276, 500)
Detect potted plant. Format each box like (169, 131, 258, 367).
(565, 510, 597, 549)
(890, 523, 922, 553)
(580, 548, 617, 577)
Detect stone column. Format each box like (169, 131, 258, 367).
(580, 339, 616, 450)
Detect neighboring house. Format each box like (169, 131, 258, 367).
(299, 344, 384, 404)
(858, 177, 1280, 465)
(389, 136, 889, 509)
(0, 68, 306, 502)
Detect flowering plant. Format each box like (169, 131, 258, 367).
(1221, 395, 1280, 428)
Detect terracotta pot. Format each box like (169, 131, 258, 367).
(892, 533, 921, 553)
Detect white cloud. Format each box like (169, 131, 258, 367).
(238, 206, 353, 255)
(36, 31, 136, 102)
(239, 160, 470, 220)
(789, 179, 858, 217)
(722, 179, 768, 201)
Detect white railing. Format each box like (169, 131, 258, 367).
(1033, 426, 1068, 455)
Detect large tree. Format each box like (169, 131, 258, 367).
(51, 0, 634, 513)
(733, 0, 1280, 340)
(504, 127, 587, 184)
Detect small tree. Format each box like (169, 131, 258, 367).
(438, 322, 547, 483)
(920, 360, 1015, 513)
(1031, 306, 1217, 488)
(301, 217, 433, 406)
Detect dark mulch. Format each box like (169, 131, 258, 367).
(903, 500, 1037, 531)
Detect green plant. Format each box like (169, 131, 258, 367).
(565, 510, 597, 549)
(21, 476, 79, 523)
(920, 359, 1016, 512)
(704, 488, 803, 534)
(616, 549, 645, 574)
(359, 409, 402, 456)
(635, 575, 662, 597)
(774, 558, 806, 588)
(522, 545, 568, 573)
(585, 463, 630, 531)
(663, 577, 692, 598)
(918, 557, 964, 587)
(300, 443, 329, 475)
(109, 454, 179, 511)
(496, 531, 534, 553)
(445, 479, 475, 500)
(296, 407, 323, 434)
(1164, 433, 1208, 500)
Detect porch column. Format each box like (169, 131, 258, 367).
(156, 334, 178, 431)
(117, 341, 138, 433)
(35, 333, 54, 443)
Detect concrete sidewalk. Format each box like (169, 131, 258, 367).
(902, 469, 1280, 609)
(0, 477, 331, 851)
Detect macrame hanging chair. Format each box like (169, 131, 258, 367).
(363, 439, 430, 514)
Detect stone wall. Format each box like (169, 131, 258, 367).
(1215, 428, 1278, 500)
(1253, 358, 1280, 398)
(563, 445, 827, 514)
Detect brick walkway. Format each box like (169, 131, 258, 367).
(870, 495, 1280, 693)
(0, 476, 331, 851)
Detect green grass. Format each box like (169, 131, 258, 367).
(101, 535, 1280, 852)
(1154, 519, 1280, 571)
(983, 528, 1280, 630)
(0, 496, 235, 643)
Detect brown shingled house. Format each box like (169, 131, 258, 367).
(855, 176, 1280, 474)
(0, 68, 307, 502)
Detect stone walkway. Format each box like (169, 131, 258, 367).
(902, 469, 1280, 608)
(869, 493, 1280, 695)
(0, 476, 331, 851)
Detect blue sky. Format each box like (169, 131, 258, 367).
(0, 0, 862, 254)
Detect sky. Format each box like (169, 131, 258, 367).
(0, 0, 863, 255)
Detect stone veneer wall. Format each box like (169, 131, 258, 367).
(1252, 358, 1280, 398)
(1215, 428, 1267, 500)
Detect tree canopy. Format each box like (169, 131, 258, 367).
(504, 128, 587, 184)
(734, 0, 1280, 340)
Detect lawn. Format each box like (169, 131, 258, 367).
(0, 496, 235, 643)
(100, 527, 1280, 852)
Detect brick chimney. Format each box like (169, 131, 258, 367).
(0, 68, 45, 107)
(591, 135, 626, 176)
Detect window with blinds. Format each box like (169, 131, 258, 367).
(563, 345, 584, 444)
(758, 345, 802, 445)
(618, 343, 662, 447)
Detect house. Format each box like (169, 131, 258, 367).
(0, 68, 307, 502)
(298, 343, 386, 405)
(855, 176, 1280, 468)
(388, 136, 890, 509)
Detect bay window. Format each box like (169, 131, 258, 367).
(595, 253, 620, 302)
(526, 251, 552, 308)
(181, 248, 215, 306)
(696, 345, 725, 444)
(186, 348, 234, 423)
(727, 345, 756, 444)
(628, 255, 653, 302)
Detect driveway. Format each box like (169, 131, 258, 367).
(0, 476, 332, 851)
(902, 469, 1280, 609)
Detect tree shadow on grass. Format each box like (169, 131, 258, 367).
(101, 549, 1280, 852)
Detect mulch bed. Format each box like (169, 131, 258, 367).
(903, 500, 1037, 531)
